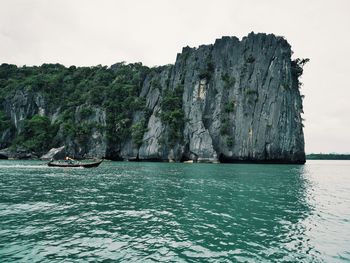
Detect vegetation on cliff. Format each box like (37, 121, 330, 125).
(0, 62, 152, 154)
(13, 115, 58, 154)
(159, 84, 185, 146)
(0, 110, 10, 133)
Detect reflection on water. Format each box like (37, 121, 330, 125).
(0, 160, 349, 262)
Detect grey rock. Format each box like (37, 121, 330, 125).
(3, 90, 46, 134)
(138, 109, 164, 160)
(0, 147, 37, 159)
(135, 33, 305, 163)
(0, 127, 13, 149)
(40, 146, 66, 160)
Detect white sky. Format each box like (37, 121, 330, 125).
(1, 0, 349, 153)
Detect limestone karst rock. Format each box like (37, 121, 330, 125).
(0, 33, 306, 163)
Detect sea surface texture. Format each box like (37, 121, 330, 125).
(0, 160, 349, 262)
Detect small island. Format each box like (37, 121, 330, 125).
(0, 33, 306, 164)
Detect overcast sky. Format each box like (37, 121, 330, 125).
(1, 0, 349, 153)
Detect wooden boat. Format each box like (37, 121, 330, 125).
(47, 159, 103, 168)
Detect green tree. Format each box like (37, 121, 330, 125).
(17, 115, 58, 154)
(0, 110, 11, 132)
(160, 84, 185, 146)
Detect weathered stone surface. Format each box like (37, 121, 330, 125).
(40, 146, 66, 160)
(3, 90, 46, 134)
(132, 33, 305, 163)
(138, 113, 164, 160)
(0, 152, 8, 159)
(75, 106, 107, 158)
(0, 127, 13, 149)
(0, 147, 37, 159)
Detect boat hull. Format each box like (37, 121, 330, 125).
(47, 160, 103, 168)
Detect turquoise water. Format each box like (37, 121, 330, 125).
(0, 160, 349, 262)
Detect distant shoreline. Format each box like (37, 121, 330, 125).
(306, 154, 350, 160)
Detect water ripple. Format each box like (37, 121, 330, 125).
(0, 160, 349, 262)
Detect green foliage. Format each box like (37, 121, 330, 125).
(80, 106, 94, 119)
(220, 117, 230, 135)
(226, 136, 234, 147)
(245, 89, 259, 104)
(151, 79, 161, 89)
(198, 71, 211, 80)
(0, 62, 153, 152)
(240, 63, 248, 79)
(221, 73, 230, 83)
(246, 54, 255, 63)
(0, 110, 11, 132)
(282, 83, 290, 90)
(103, 83, 147, 145)
(75, 123, 95, 144)
(62, 121, 76, 137)
(160, 84, 185, 146)
(61, 120, 101, 144)
(291, 58, 310, 89)
(292, 58, 310, 77)
(207, 61, 214, 72)
(224, 101, 235, 113)
(131, 119, 148, 146)
(221, 73, 236, 89)
(198, 55, 214, 80)
(60, 108, 75, 122)
(14, 115, 58, 154)
(245, 89, 258, 95)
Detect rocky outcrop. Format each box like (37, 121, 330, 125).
(129, 33, 305, 163)
(0, 147, 37, 159)
(3, 90, 47, 134)
(0, 32, 306, 163)
(40, 146, 66, 160)
(0, 152, 8, 159)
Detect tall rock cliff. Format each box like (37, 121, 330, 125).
(0, 33, 306, 163)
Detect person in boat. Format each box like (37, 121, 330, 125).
(65, 156, 74, 164)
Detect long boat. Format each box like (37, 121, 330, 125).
(47, 159, 103, 168)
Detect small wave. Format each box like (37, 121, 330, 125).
(0, 164, 49, 169)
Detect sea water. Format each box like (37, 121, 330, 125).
(0, 160, 349, 262)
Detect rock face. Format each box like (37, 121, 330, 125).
(40, 146, 66, 160)
(0, 147, 37, 159)
(0, 33, 306, 163)
(3, 90, 46, 134)
(133, 33, 305, 163)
